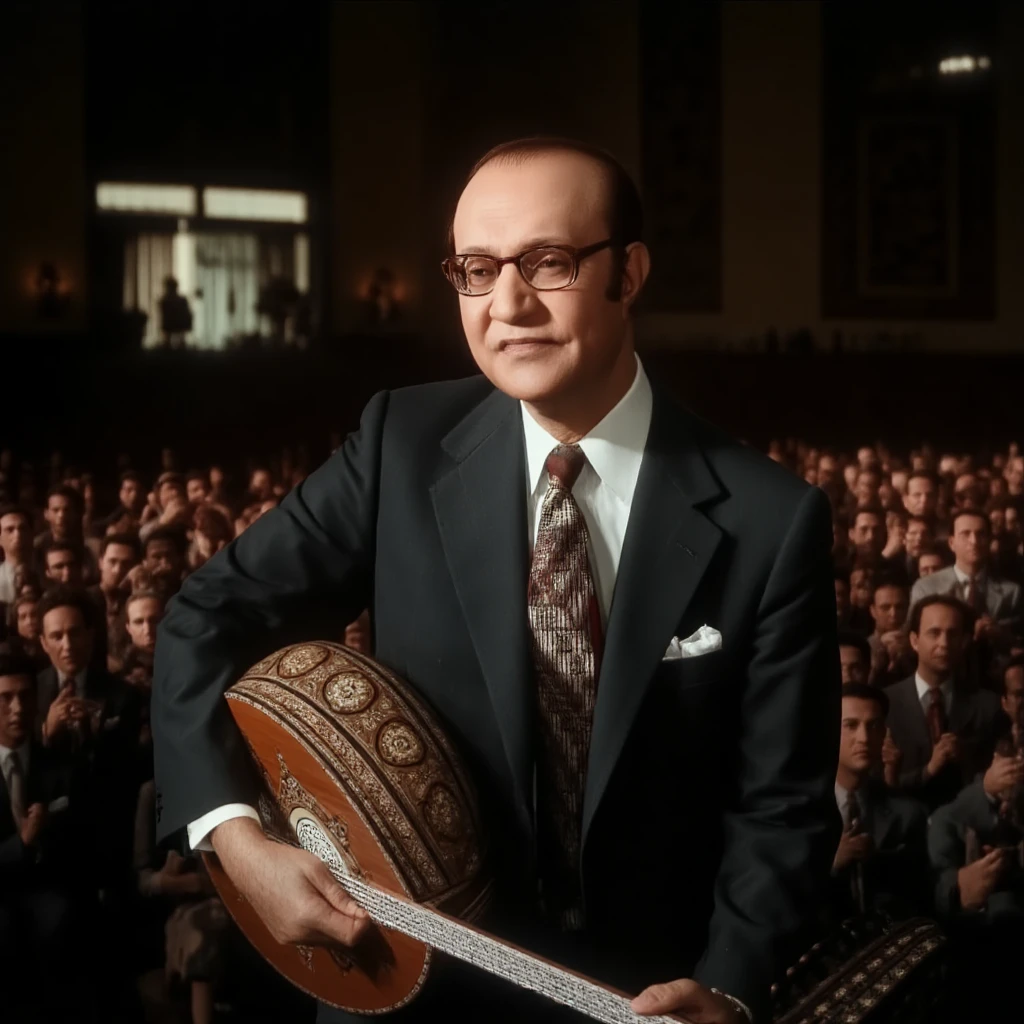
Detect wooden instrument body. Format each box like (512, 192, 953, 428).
(203, 641, 491, 1012)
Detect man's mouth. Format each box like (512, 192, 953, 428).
(498, 337, 556, 351)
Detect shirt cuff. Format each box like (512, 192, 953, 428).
(710, 988, 753, 1024)
(187, 803, 261, 852)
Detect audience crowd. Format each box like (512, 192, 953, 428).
(1, 437, 1023, 1020)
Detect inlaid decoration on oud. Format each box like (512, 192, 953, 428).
(277, 644, 330, 678)
(423, 783, 465, 842)
(324, 671, 377, 714)
(377, 719, 426, 767)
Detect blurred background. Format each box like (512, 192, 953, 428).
(2, 2, 1024, 1022)
(1, 0, 1021, 470)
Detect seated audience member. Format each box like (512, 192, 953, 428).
(122, 590, 165, 690)
(190, 504, 234, 571)
(831, 683, 930, 919)
(916, 547, 946, 579)
(186, 470, 211, 506)
(886, 595, 1009, 811)
(911, 508, 1023, 656)
(33, 485, 99, 584)
(867, 579, 915, 688)
(847, 560, 877, 634)
(89, 532, 140, 672)
(140, 473, 192, 544)
(44, 540, 109, 671)
(6, 593, 47, 672)
(903, 471, 942, 538)
(0, 651, 88, 1015)
(0, 503, 33, 606)
(838, 631, 871, 686)
(903, 515, 934, 582)
(134, 526, 188, 600)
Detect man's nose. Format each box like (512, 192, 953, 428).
(486, 264, 536, 323)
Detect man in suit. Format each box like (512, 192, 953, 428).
(886, 595, 1008, 811)
(152, 138, 841, 1024)
(831, 683, 929, 920)
(910, 507, 1022, 653)
(36, 588, 144, 890)
(866, 579, 915, 688)
(0, 649, 90, 1015)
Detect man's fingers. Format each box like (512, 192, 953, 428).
(309, 860, 369, 921)
(632, 979, 701, 1015)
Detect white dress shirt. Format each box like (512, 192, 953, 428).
(187, 356, 654, 852)
(0, 740, 30, 806)
(914, 672, 953, 718)
(0, 558, 19, 606)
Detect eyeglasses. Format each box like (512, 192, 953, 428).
(441, 239, 615, 296)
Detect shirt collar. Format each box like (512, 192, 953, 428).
(834, 781, 849, 809)
(915, 672, 952, 704)
(521, 354, 652, 504)
(953, 564, 987, 586)
(0, 739, 29, 769)
(57, 668, 88, 692)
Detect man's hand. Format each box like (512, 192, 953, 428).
(833, 826, 873, 872)
(958, 847, 1009, 911)
(19, 803, 47, 847)
(880, 631, 910, 663)
(924, 733, 958, 779)
(983, 752, 1024, 799)
(211, 816, 370, 948)
(43, 685, 78, 742)
(632, 978, 746, 1023)
(881, 728, 903, 788)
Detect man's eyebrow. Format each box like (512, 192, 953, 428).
(457, 237, 572, 256)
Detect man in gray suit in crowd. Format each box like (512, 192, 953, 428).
(886, 595, 1008, 811)
(910, 508, 1022, 651)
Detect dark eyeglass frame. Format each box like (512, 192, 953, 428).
(441, 238, 616, 296)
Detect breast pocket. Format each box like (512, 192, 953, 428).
(658, 648, 724, 691)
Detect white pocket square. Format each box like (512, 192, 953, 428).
(663, 625, 722, 661)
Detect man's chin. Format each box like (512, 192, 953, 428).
(483, 355, 574, 404)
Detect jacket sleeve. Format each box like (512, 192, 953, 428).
(692, 486, 842, 1024)
(151, 390, 389, 843)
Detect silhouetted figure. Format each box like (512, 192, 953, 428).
(159, 278, 192, 349)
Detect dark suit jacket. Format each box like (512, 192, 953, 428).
(37, 664, 144, 886)
(886, 675, 1008, 811)
(928, 781, 1024, 923)
(151, 377, 842, 1023)
(0, 740, 80, 888)
(830, 779, 930, 920)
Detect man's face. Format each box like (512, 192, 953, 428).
(817, 456, 837, 487)
(1006, 507, 1020, 536)
(904, 476, 937, 517)
(0, 673, 35, 749)
(16, 600, 40, 641)
(1003, 666, 1024, 729)
(949, 514, 989, 572)
(918, 552, 943, 577)
(871, 585, 909, 634)
(158, 481, 185, 509)
(187, 478, 209, 503)
(839, 645, 868, 686)
(905, 520, 932, 558)
(46, 549, 82, 586)
(250, 470, 272, 500)
(126, 596, 163, 655)
(1006, 457, 1024, 491)
(0, 512, 30, 560)
(857, 447, 876, 469)
(144, 539, 181, 580)
(855, 472, 880, 506)
(120, 479, 143, 511)
(849, 513, 885, 558)
(839, 696, 886, 774)
(891, 470, 908, 495)
(100, 542, 137, 590)
(850, 569, 873, 609)
(41, 605, 92, 677)
(954, 474, 980, 508)
(910, 603, 965, 678)
(45, 494, 75, 538)
(451, 151, 645, 409)
(835, 579, 850, 619)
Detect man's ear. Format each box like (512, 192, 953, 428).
(618, 242, 650, 311)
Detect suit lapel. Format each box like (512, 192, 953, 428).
(431, 389, 534, 832)
(894, 677, 933, 754)
(582, 391, 723, 849)
(948, 685, 975, 735)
